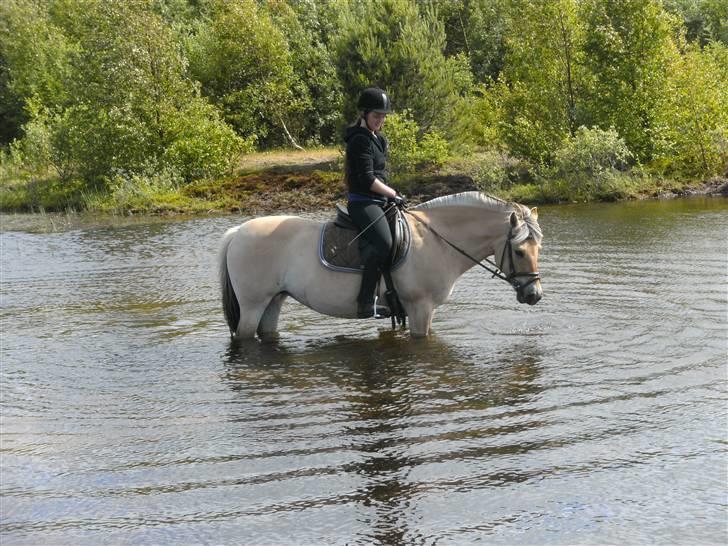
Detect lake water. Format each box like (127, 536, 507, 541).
(1, 197, 727, 545)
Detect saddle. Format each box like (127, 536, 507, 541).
(319, 203, 411, 327)
(319, 203, 411, 273)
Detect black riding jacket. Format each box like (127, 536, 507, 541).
(344, 124, 389, 199)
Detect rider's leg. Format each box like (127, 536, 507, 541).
(347, 202, 393, 317)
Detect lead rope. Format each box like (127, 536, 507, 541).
(403, 209, 511, 284)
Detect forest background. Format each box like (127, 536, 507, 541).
(1, 0, 726, 214)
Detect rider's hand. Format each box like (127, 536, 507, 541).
(393, 193, 408, 207)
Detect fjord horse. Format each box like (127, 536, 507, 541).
(219, 192, 542, 338)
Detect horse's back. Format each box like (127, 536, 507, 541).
(226, 215, 319, 284)
(230, 215, 315, 249)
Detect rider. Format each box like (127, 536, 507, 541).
(344, 87, 406, 319)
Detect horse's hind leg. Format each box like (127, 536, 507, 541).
(235, 299, 270, 339)
(257, 293, 287, 340)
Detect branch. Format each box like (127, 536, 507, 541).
(279, 116, 305, 151)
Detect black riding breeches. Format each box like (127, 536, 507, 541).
(347, 201, 393, 304)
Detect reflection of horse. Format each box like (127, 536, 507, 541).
(219, 192, 543, 338)
(220, 333, 544, 543)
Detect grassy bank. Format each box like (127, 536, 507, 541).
(1, 147, 725, 216)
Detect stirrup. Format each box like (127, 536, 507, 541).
(357, 296, 391, 319)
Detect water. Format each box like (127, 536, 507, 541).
(1, 198, 727, 545)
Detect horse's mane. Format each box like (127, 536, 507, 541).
(414, 191, 542, 244)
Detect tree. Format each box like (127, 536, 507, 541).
(657, 42, 728, 175)
(663, 0, 728, 45)
(497, 0, 587, 160)
(187, 0, 299, 148)
(265, 0, 344, 145)
(582, 0, 679, 160)
(3, 0, 244, 185)
(333, 0, 472, 132)
(0, 0, 73, 145)
(437, 0, 510, 83)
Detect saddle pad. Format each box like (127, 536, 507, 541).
(319, 214, 411, 273)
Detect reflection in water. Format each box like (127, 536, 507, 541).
(222, 334, 544, 544)
(2, 197, 727, 544)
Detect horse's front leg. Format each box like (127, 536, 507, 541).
(406, 300, 434, 337)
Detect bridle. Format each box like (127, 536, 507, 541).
(497, 230, 541, 292)
(404, 209, 540, 293)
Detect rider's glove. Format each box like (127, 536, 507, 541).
(393, 193, 408, 208)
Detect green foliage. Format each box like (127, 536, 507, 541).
(450, 84, 502, 150)
(449, 149, 533, 192)
(498, 0, 587, 160)
(438, 0, 510, 82)
(86, 166, 186, 213)
(655, 42, 728, 176)
(582, 0, 679, 160)
(515, 126, 635, 202)
(162, 101, 253, 182)
(664, 0, 728, 45)
(2, 0, 243, 189)
(384, 110, 450, 176)
(187, 0, 299, 147)
(551, 126, 634, 191)
(334, 0, 472, 132)
(1, 0, 726, 212)
(0, 0, 75, 144)
(265, 0, 344, 145)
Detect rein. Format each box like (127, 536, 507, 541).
(403, 208, 540, 292)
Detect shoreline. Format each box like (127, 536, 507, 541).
(2, 183, 726, 235)
(1, 147, 726, 219)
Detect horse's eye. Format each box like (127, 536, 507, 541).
(514, 249, 525, 258)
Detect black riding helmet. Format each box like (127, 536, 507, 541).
(357, 87, 392, 113)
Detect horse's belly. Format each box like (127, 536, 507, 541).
(228, 216, 366, 317)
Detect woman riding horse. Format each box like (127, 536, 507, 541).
(344, 87, 407, 318)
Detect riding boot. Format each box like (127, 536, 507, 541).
(357, 263, 390, 318)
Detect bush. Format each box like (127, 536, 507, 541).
(82, 166, 191, 213)
(162, 100, 252, 182)
(449, 149, 533, 193)
(551, 126, 633, 197)
(187, 0, 298, 146)
(385, 110, 450, 176)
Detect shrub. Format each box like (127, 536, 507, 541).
(551, 126, 633, 197)
(450, 149, 533, 193)
(162, 100, 252, 182)
(385, 110, 450, 176)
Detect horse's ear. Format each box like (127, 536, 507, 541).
(510, 212, 519, 228)
(530, 207, 539, 221)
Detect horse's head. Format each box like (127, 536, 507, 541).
(498, 207, 543, 305)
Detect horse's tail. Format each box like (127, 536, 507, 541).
(219, 226, 241, 336)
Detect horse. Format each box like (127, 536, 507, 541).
(219, 191, 543, 339)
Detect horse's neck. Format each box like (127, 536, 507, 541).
(415, 205, 508, 273)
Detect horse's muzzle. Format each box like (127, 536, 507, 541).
(516, 283, 542, 305)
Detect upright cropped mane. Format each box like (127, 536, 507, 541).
(414, 191, 542, 244)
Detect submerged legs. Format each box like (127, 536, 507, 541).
(407, 301, 434, 337)
(257, 293, 287, 340)
(232, 293, 287, 340)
